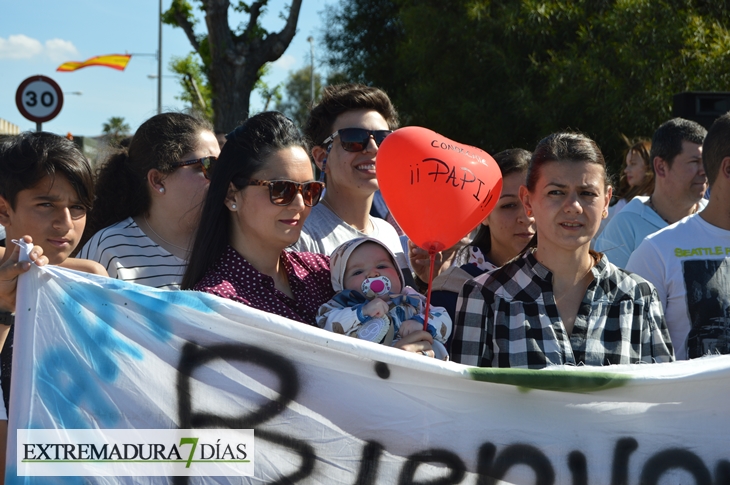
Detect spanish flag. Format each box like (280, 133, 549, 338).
(57, 54, 132, 72)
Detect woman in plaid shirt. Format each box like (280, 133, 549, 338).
(452, 133, 674, 368)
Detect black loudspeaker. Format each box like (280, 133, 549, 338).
(673, 92, 730, 129)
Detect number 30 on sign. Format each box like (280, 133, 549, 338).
(15, 75, 64, 125)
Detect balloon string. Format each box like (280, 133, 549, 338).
(422, 251, 436, 332)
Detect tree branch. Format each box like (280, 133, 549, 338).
(242, 1, 266, 41)
(172, 8, 201, 52)
(257, 0, 303, 63)
(205, 0, 234, 63)
(163, 0, 203, 52)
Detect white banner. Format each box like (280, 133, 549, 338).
(5, 259, 730, 484)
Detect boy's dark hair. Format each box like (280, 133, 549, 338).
(303, 83, 399, 147)
(0, 131, 94, 209)
(702, 112, 730, 186)
(649, 118, 706, 170)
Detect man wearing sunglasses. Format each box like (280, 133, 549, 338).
(292, 84, 409, 275)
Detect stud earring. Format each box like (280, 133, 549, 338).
(602, 209, 608, 218)
(231, 204, 237, 210)
(526, 209, 533, 216)
(159, 187, 165, 193)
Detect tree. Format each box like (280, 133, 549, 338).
(102, 116, 131, 146)
(325, 0, 730, 171)
(275, 66, 323, 129)
(164, 0, 303, 133)
(169, 54, 214, 121)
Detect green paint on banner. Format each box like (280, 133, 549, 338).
(467, 367, 631, 393)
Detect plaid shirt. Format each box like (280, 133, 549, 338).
(452, 250, 675, 368)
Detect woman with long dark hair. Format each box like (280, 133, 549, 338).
(182, 112, 437, 355)
(181, 111, 333, 325)
(451, 133, 674, 368)
(78, 112, 219, 289)
(429, 148, 535, 321)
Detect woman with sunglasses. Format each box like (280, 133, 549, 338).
(180, 112, 334, 324)
(78, 112, 219, 289)
(292, 84, 409, 274)
(182, 111, 437, 356)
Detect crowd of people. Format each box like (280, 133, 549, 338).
(0, 82, 729, 474)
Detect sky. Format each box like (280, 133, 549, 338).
(0, 0, 332, 136)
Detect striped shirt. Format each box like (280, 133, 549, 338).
(452, 249, 675, 368)
(77, 217, 186, 290)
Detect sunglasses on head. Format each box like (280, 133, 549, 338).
(247, 179, 325, 207)
(322, 128, 392, 152)
(170, 156, 216, 180)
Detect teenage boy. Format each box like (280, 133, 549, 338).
(0, 132, 107, 474)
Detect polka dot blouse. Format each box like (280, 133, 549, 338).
(193, 246, 335, 325)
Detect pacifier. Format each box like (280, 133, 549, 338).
(361, 276, 392, 298)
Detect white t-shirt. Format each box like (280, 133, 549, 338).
(291, 203, 408, 270)
(626, 214, 730, 360)
(77, 217, 186, 290)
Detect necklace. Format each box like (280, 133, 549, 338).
(321, 198, 374, 234)
(646, 196, 698, 225)
(143, 215, 190, 252)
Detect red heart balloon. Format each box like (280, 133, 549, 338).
(377, 127, 503, 252)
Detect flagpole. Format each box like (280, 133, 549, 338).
(157, 0, 163, 115)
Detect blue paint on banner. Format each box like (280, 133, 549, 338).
(35, 348, 119, 428)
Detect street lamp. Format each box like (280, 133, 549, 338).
(307, 36, 315, 105)
(158, 0, 163, 114)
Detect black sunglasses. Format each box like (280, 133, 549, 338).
(247, 179, 325, 207)
(322, 128, 392, 152)
(170, 156, 216, 180)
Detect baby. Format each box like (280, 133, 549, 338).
(317, 237, 452, 350)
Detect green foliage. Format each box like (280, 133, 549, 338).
(169, 54, 214, 121)
(162, 0, 198, 30)
(325, 0, 730, 174)
(101, 116, 131, 146)
(232, 0, 269, 39)
(162, 0, 301, 130)
(275, 66, 323, 129)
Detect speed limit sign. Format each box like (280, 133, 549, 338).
(15, 75, 64, 127)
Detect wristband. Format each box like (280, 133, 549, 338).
(0, 311, 14, 326)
